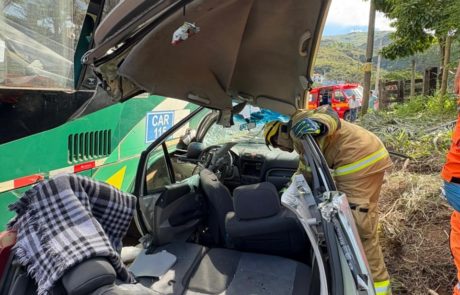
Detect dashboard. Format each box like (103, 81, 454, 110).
(228, 144, 299, 190)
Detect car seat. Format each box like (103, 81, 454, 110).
(225, 182, 307, 259)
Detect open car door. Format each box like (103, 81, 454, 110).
(131, 107, 209, 241)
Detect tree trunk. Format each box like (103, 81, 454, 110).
(440, 34, 452, 96)
(361, 0, 376, 116)
(439, 40, 446, 90)
(410, 58, 416, 97)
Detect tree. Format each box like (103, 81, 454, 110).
(377, 0, 459, 95)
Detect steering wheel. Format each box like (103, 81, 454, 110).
(198, 145, 235, 178)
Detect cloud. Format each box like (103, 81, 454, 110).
(325, 0, 394, 32)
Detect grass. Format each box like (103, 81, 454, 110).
(380, 172, 454, 294)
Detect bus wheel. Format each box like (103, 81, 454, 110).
(344, 111, 351, 121)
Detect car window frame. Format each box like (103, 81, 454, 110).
(162, 142, 176, 184)
(133, 106, 205, 234)
(143, 143, 174, 194)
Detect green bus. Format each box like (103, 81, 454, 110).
(1, 94, 205, 229)
(0, 0, 203, 229)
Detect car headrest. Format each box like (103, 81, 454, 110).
(62, 257, 116, 295)
(233, 182, 280, 220)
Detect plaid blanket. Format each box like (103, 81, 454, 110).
(8, 174, 136, 295)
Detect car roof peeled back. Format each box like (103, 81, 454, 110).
(80, 0, 331, 122)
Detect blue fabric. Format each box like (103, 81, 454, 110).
(291, 118, 321, 139)
(444, 181, 460, 212)
(350, 108, 358, 122)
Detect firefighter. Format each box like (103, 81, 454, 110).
(441, 59, 460, 295)
(263, 106, 392, 294)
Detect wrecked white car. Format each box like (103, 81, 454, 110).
(1, 1, 377, 294)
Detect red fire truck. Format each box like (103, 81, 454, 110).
(307, 83, 363, 121)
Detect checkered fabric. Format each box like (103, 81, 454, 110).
(7, 173, 136, 295)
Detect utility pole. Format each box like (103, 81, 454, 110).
(361, 0, 376, 116)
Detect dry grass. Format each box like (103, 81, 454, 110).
(358, 98, 459, 294)
(379, 171, 456, 294)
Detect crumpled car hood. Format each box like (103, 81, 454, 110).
(81, 0, 331, 119)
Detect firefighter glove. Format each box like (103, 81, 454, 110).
(291, 118, 321, 139)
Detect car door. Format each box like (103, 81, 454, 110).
(132, 107, 211, 245)
(299, 135, 376, 294)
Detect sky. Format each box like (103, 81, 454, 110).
(323, 0, 394, 36)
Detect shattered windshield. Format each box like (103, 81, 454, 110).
(204, 105, 290, 146)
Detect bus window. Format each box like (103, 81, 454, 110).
(0, 1, 121, 90)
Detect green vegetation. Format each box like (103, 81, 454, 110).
(361, 94, 456, 166)
(377, 0, 459, 59)
(314, 31, 459, 86)
(314, 40, 364, 83)
(377, 0, 460, 95)
(393, 94, 456, 117)
(382, 70, 422, 81)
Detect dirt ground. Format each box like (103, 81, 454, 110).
(379, 162, 456, 294)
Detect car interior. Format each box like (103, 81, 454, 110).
(0, 109, 325, 295)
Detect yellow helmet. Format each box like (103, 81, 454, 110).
(263, 120, 293, 152)
(263, 121, 282, 147)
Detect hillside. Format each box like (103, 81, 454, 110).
(314, 31, 459, 85)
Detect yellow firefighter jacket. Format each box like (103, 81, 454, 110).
(291, 106, 392, 183)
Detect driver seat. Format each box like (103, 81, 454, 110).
(199, 169, 233, 246)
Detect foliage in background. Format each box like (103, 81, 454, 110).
(378, 0, 458, 60)
(360, 94, 456, 168)
(392, 94, 456, 117)
(314, 31, 459, 85)
(382, 70, 423, 81)
(376, 0, 460, 95)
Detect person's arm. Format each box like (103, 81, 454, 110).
(291, 105, 340, 139)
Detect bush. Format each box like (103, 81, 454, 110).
(392, 94, 457, 118)
(360, 94, 457, 170)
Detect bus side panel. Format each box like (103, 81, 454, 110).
(0, 97, 205, 230)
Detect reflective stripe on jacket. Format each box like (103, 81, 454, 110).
(333, 147, 389, 177)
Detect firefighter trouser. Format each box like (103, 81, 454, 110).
(336, 172, 391, 295)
